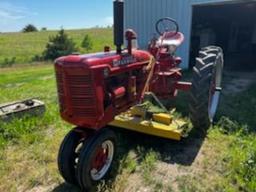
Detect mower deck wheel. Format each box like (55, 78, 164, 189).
(76, 128, 117, 191)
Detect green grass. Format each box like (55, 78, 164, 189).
(173, 85, 256, 192)
(137, 148, 159, 184)
(0, 65, 256, 191)
(0, 28, 113, 65)
(218, 85, 256, 131)
(0, 65, 71, 191)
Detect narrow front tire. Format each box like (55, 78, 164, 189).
(58, 128, 86, 185)
(76, 128, 117, 191)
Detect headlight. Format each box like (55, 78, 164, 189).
(169, 45, 177, 54)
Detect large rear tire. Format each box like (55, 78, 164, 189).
(189, 46, 224, 132)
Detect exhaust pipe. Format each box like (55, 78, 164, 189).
(114, 0, 124, 54)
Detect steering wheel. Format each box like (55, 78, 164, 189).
(155, 17, 179, 37)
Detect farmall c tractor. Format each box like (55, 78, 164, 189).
(55, 0, 224, 190)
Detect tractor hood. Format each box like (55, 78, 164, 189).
(55, 50, 152, 73)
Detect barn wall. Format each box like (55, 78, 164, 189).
(124, 0, 237, 68)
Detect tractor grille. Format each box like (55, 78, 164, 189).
(56, 72, 65, 112)
(56, 69, 97, 117)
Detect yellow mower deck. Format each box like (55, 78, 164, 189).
(109, 109, 188, 141)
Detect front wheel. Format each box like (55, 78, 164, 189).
(189, 46, 224, 132)
(76, 128, 117, 191)
(58, 128, 87, 185)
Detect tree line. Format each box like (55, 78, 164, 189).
(0, 25, 94, 67)
(22, 24, 93, 61)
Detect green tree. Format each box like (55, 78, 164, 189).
(81, 34, 93, 52)
(41, 27, 47, 31)
(22, 24, 38, 33)
(43, 29, 77, 60)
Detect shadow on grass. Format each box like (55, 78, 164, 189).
(217, 91, 256, 133)
(52, 183, 80, 192)
(116, 126, 206, 166)
(51, 128, 205, 192)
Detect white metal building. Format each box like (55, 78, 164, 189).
(124, 0, 256, 69)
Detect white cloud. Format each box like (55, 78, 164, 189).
(0, 2, 37, 21)
(0, 9, 25, 20)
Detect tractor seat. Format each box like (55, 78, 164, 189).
(158, 32, 184, 47)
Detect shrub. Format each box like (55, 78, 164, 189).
(43, 29, 77, 60)
(216, 117, 243, 134)
(41, 27, 47, 31)
(32, 54, 44, 62)
(0, 57, 16, 68)
(81, 34, 93, 52)
(22, 24, 38, 33)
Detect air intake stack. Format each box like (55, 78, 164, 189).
(114, 0, 124, 54)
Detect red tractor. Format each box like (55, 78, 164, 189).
(55, 0, 223, 190)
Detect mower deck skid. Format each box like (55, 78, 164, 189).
(109, 109, 188, 141)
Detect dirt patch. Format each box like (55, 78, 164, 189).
(26, 185, 56, 192)
(117, 132, 229, 192)
(40, 75, 54, 81)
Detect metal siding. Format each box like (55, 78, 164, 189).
(190, 0, 236, 5)
(125, 0, 238, 68)
(125, 0, 192, 68)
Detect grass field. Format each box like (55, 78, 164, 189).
(0, 65, 255, 192)
(0, 28, 113, 66)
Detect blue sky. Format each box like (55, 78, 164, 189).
(0, 0, 113, 32)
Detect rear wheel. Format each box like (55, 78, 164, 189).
(76, 128, 117, 191)
(189, 46, 224, 132)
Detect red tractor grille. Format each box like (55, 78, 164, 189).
(56, 72, 65, 112)
(56, 69, 97, 118)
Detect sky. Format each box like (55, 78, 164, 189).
(0, 0, 113, 32)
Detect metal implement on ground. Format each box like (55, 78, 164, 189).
(0, 99, 45, 122)
(109, 108, 188, 141)
(55, 0, 224, 190)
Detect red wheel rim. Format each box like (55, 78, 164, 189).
(90, 140, 114, 181)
